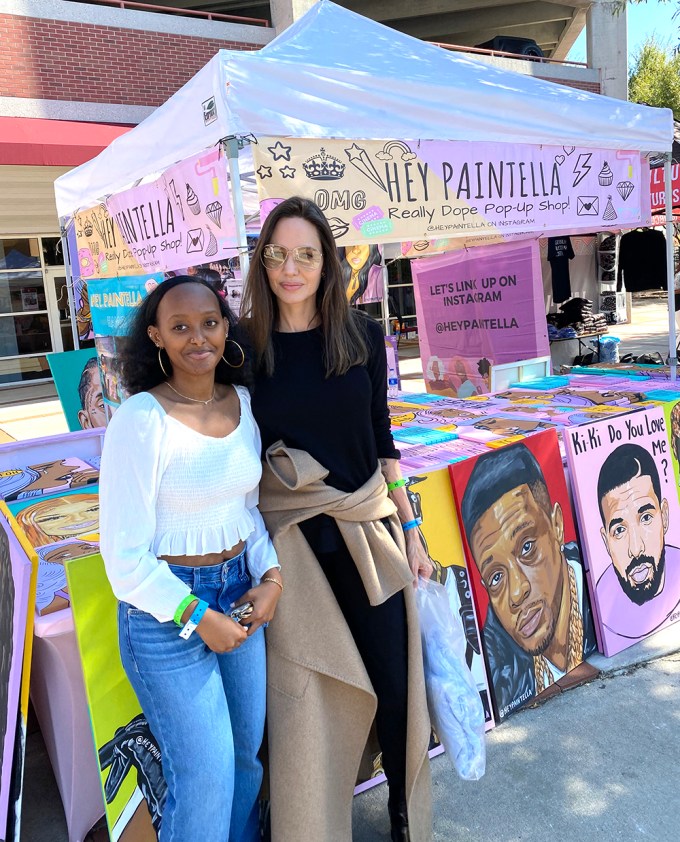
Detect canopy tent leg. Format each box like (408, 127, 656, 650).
(224, 136, 250, 286)
(381, 262, 390, 336)
(60, 222, 80, 351)
(665, 155, 677, 381)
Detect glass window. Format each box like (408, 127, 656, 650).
(387, 259, 413, 286)
(0, 355, 51, 385)
(0, 272, 47, 314)
(0, 314, 52, 357)
(389, 286, 416, 318)
(0, 238, 41, 270)
(42, 237, 65, 266)
(359, 302, 382, 319)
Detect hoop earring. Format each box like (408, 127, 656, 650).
(222, 338, 245, 369)
(157, 347, 171, 378)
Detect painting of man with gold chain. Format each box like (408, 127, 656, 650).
(451, 432, 597, 720)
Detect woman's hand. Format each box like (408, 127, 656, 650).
(404, 529, 434, 586)
(195, 608, 248, 653)
(233, 568, 283, 636)
(379, 458, 434, 588)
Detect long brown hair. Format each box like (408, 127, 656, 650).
(241, 196, 368, 377)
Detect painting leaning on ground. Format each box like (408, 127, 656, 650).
(1, 527, 15, 808)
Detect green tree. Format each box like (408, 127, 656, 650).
(629, 38, 680, 119)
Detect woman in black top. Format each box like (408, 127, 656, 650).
(242, 196, 432, 841)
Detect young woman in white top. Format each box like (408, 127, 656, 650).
(99, 276, 281, 842)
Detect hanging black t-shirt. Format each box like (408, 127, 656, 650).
(617, 229, 667, 291)
(547, 236, 575, 303)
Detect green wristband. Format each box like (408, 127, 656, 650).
(386, 478, 407, 492)
(174, 594, 198, 627)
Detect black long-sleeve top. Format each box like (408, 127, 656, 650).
(251, 314, 399, 494)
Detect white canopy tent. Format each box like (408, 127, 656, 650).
(55, 0, 672, 216)
(55, 0, 677, 372)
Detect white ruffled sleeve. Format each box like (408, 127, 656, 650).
(99, 394, 192, 623)
(238, 386, 280, 582)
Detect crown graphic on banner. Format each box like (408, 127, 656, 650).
(302, 148, 346, 180)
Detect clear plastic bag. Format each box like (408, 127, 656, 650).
(416, 576, 486, 781)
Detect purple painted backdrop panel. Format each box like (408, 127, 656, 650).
(412, 240, 549, 395)
(0, 515, 31, 839)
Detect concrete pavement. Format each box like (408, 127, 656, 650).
(21, 637, 680, 841)
(353, 647, 680, 842)
(0, 398, 67, 442)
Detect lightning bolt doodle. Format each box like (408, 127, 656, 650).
(572, 153, 592, 188)
(169, 179, 185, 221)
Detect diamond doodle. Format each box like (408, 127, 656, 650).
(205, 201, 223, 228)
(616, 181, 634, 201)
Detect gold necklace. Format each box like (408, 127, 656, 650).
(165, 381, 216, 405)
(533, 564, 583, 693)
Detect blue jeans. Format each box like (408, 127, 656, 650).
(118, 550, 266, 842)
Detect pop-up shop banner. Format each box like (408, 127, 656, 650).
(398, 224, 582, 259)
(73, 203, 145, 279)
(411, 240, 549, 396)
(253, 138, 647, 247)
(74, 148, 237, 279)
(88, 275, 161, 337)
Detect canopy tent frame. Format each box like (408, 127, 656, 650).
(665, 155, 677, 379)
(225, 135, 251, 282)
(54, 0, 676, 375)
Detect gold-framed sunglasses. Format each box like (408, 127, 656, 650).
(261, 244, 323, 270)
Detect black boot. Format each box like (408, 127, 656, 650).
(388, 793, 410, 842)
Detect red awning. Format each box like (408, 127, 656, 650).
(0, 117, 132, 167)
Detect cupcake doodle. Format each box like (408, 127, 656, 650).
(186, 183, 201, 216)
(598, 162, 613, 186)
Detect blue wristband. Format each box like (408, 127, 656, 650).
(401, 517, 423, 532)
(179, 598, 209, 640)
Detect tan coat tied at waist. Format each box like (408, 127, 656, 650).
(259, 442, 432, 842)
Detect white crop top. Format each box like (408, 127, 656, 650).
(99, 385, 278, 622)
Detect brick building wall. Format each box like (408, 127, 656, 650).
(544, 77, 600, 94)
(0, 11, 600, 111)
(0, 13, 261, 107)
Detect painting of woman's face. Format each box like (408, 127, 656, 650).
(16, 494, 100, 547)
(345, 245, 370, 271)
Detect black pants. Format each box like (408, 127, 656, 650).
(300, 515, 409, 800)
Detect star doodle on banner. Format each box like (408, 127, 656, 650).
(268, 141, 293, 162)
(280, 166, 297, 179)
(344, 143, 387, 192)
(257, 165, 273, 179)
